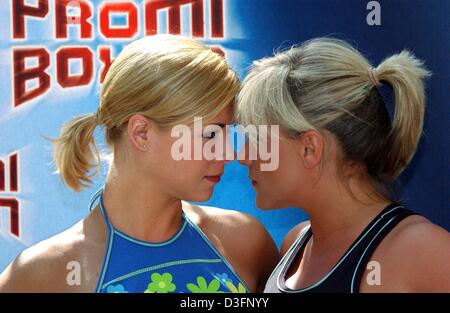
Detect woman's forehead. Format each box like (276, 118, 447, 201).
(208, 105, 235, 125)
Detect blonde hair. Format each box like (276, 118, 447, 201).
(237, 38, 431, 192)
(53, 34, 239, 191)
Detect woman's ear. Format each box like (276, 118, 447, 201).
(297, 130, 324, 169)
(127, 114, 152, 152)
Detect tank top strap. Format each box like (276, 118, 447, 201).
(88, 187, 103, 211)
(88, 186, 114, 230)
(263, 225, 312, 292)
(349, 205, 417, 292)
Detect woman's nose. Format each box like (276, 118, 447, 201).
(224, 135, 236, 163)
(237, 142, 252, 167)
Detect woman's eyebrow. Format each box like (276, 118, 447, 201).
(205, 119, 236, 128)
(206, 123, 227, 128)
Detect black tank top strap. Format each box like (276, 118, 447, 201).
(349, 205, 416, 292)
(264, 225, 312, 293)
(264, 225, 312, 289)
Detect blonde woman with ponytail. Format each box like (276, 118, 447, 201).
(0, 35, 278, 293)
(237, 38, 450, 292)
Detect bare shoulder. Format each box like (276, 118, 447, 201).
(280, 220, 310, 257)
(0, 207, 108, 293)
(182, 202, 279, 292)
(383, 215, 450, 260)
(0, 221, 86, 292)
(183, 202, 276, 250)
(377, 214, 450, 291)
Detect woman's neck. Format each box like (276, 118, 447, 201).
(100, 165, 183, 243)
(299, 176, 392, 253)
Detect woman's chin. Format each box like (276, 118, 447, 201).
(256, 197, 274, 211)
(186, 190, 213, 203)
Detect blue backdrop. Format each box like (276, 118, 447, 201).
(0, 0, 449, 272)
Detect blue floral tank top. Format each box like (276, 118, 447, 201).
(90, 188, 249, 293)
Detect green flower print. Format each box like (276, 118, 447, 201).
(186, 276, 224, 293)
(225, 281, 247, 293)
(145, 272, 176, 293)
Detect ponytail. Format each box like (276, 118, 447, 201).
(376, 51, 431, 179)
(52, 113, 100, 191)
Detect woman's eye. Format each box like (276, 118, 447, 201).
(203, 132, 217, 139)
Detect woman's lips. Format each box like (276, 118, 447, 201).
(205, 175, 222, 183)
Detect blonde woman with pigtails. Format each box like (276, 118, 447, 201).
(0, 35, 278, 293)
(237, 38, 450, 292)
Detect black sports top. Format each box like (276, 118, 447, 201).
(264, 203, 416, 293)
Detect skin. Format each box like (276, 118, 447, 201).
(238, 128, 450, 292)
(0, 105, 279, 293)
